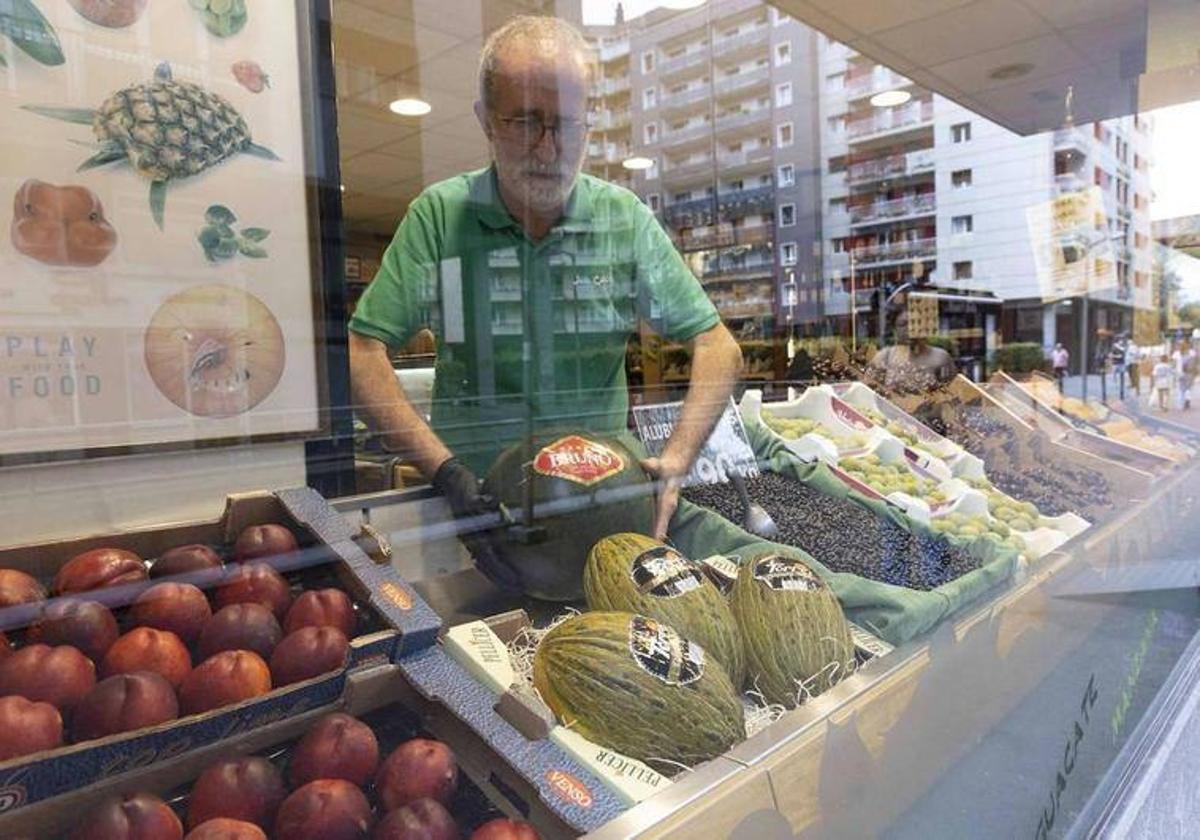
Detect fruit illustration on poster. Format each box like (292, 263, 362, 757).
(198, 205, 270, 262)
(23, 63, 280, 229)
(67, 0, 148, 28)
(232, 60, 270, 93)
(143, 284, 286, 418)
(11, 180, 118, 267)
(190, 0, 248, 38)
(0, 1, 64, 66)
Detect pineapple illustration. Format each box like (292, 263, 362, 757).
(24, 62, 278, 229)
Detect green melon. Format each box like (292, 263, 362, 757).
(732, 552, 854, 708)
(483, 432, 654, 601)
(584, 533, 745, 687)
(533, 611, 744, 771)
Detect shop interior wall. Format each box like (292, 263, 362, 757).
(0, 444, 306, 545)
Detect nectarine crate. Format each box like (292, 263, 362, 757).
(0, 488, 441, 818)
(0, 665, 514, 839)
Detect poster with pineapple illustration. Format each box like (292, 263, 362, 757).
(0, 2, 323, 459)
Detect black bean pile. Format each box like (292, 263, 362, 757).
(683, 472, 983, 591)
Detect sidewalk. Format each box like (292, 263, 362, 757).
(1060, 373, 1200, 432)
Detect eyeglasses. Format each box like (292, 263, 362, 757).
(493, 114, 591, 145)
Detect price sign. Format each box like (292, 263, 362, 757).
(632, 398, 758, 487)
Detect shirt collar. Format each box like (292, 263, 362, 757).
(471, 165, 592, 235)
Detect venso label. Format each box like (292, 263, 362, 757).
(627, 615, 704, 686)
(753, 554, 822, 592)
(546, 769, 595, 809)
(533, 435, 624, 487)
(630, 546, 705, 599)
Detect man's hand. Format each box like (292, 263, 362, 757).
(640, 452, 689, 540)
(432, 458, 521, 591)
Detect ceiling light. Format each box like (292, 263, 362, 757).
(870, 89, 911, 108)
(660, 0, 706, 9)
(389, 97, 431, 116)
(340, 184, 346, 192)
(622, 156, 654, 170)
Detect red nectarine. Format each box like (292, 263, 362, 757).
(132, 582, 212, 644)
(273, 779, 373, 840)
(72, 791, 183, 840)
(179, 650, 272, 716)
(234, 525, 299, 564)
(269, 626, 349, 687)
(53, 547, 146, 595)
(0, 643, 95, 713)
(215, 564, 293, 621)
(0, 694, 63, 760)
(73, 672, 179, 742)
(283, 588, 356, 638)
(101, 628, 192, 689)
(187, 755, 286, 831)
(376, 738, 459, 812)
(287, 712, 379, 788)
(28, 599, 119, 661)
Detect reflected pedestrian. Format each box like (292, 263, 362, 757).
(1051, 343, 1069, 393)
(1153, 354, 1174, 412)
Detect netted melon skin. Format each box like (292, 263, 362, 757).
(732, 553, 854, 708)
(532, 611, 744, 771)
(583, 532, 746, 688)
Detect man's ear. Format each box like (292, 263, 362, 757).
(474, 101, 491, 139)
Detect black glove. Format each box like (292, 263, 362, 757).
(432, 458, 522, 592)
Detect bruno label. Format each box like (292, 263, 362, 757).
(628, 616, 704, 686)
(631, 546, 705, 598)
(533, 435, 625, 486)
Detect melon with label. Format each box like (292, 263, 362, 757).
(532, 611, 744, 771)
(584, 533, 745, 687)
(732, 553, 854, 708)
(483, 433, 654, 601)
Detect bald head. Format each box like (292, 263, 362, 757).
(478, 15, 593, 113)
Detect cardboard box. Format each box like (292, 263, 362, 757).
(0, 487, 442, 817)
(0, 665, 505, 839)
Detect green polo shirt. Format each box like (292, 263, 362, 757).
(350, 166, 719, 473)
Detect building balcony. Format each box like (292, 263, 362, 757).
(703, 260, 775, 281)
(846, 101, 933, 141)
(662, 120, 712, 146)
(676, 228, 735, 251)
(662, 156, 715, 184)
(587, 143, 631, 164)
(659, 48, 709, 80)
(592, 109, 631, 131)
(844, 68, 912, 100)
(1053, 126, 1090, 152)
(718, 299, 775, 319)
(599, 76, 630, 96)
(712, 25, 769, 59)
(851, 236, 937, 264)
(849, 193, 935, 225)
(715, 106, 771, 133)
(717, 145, 773, 172)
(599, 39, 629, 62)
(661, 86, 711, 113)
(1054, 173, 1088, 195)
(717, 184, 775, 218)
(713, 65, 770, 97)
(663, 195, 717, 228)
(847, 148, 934, 185)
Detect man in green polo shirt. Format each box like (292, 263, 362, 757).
(348, 16, 742, 589)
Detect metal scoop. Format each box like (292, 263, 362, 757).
(730, 471, 779, 539)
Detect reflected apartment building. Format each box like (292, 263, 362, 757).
(585, 0, 1157, 371)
